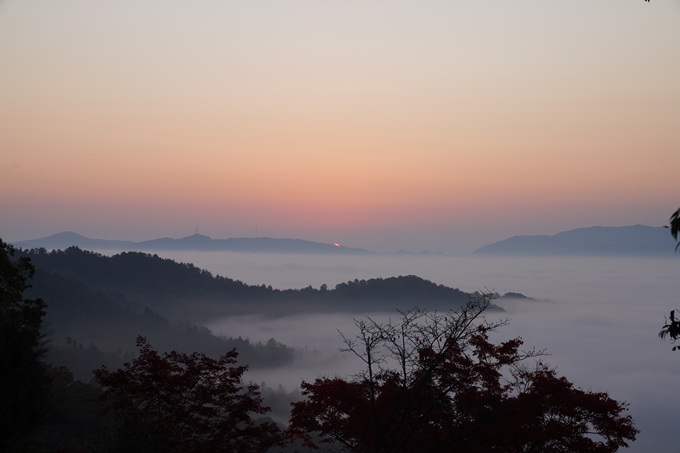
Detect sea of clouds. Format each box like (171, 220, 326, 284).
(114, 250, 679, 452)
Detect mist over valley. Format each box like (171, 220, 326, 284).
(13, 244, 679, 452)
(200, 251, 680, 452)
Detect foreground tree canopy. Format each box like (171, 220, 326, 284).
(93, 336, 283, 453)
(288, 293, 638, 453)
(0, 239, 50, 450)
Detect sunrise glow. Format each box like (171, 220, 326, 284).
(1, 0, 678, 252)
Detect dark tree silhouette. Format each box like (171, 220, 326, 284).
(659, 310, 680, 350)
(93, 336, 283, 453)
(668, 207, 680, 252)
(0, 238, 51, 451)
(658, 207, 680, 349)
(288, 293, 638, 453)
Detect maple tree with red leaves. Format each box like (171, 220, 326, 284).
(93, 336, 283, 453)
(288, 292, 638, 453)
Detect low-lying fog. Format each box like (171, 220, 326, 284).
(106, 250, 680, 452)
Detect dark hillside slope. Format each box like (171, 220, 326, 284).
(21, 247, 264, 318)
(330, 275, 470, 311)
(15, 247, 493, 381)
(24, 270, 297, 381)
(23, 247, 254, 299)
(19, 247, 474, 316)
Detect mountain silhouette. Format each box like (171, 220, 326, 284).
(472, 225, 676, 256)
(13, 232, 371, 255)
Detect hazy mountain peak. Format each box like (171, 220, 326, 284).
(12, 232, 371, 255)
(51, 231, 88, 239)
(472, 225, 676, 256)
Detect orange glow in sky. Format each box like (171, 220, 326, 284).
(1, 0, 679, 252)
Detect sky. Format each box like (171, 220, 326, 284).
(1, 0, 679, 253)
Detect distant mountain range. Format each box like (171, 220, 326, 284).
(472, 225, 676, 256)
(12, 224, 678, 256)
(12, 231, 371, 255)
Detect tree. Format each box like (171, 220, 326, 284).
(93, 336, 283, 453)
(667, 207, 680, 252)
(288, 292, 638, 453)
(0, 238, 51, 450)
(658, 207, 680, 348)
(659, 310, 680, 350)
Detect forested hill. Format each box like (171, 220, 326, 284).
(20, 259, 298, 382)
(22, 246, 254, 301)
(16, 247, 477, 380)
(18, 247, 472, 316)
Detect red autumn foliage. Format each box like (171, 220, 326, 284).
(288, 293, 638, 453)
(93, 336, 282, 453)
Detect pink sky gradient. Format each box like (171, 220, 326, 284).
(1, 0, 679, 252)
